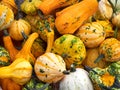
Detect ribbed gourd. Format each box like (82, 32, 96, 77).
(75, 21, 106, 48)
(34, 52, 67, 83)
(51, 34, 86, 69)
(0, 46, 10, 66)
(0, 4, 14, 31)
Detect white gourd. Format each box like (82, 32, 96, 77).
(59, 68, 94, 90)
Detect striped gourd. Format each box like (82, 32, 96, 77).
(34, 52, 66, 83)
(0, 4, 14, 31)
(75, 21, 106, 48)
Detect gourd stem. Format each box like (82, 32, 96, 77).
(29, 0, 32, 2)
(3, 30, 9, 36)
(108, 0, 117, 14)
(63, 70, 70, 74)
(70, 64, 76, 72)
(94, 54, 105, 63)
(83, 65, 92, 72)
(39, 83, 50, 90)
(114, 26, 118, 38)
(21, 31, 28, 40)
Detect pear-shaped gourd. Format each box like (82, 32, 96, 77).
(0, 58, 32, 85)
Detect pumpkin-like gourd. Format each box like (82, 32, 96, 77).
(0, 58, 32, 85)
(75, 21, 105, 48)
(0, 4, 14, 31)
(0, 46, 10, 66)
(99, 38, 120, 62)
(55, 0, 98, 34)
(88, 61, 120, 90)
(0, 0, 18, 14)
(93, 0, 113, 20)
(82, 48, 107, 68)
(59, 66, 94, 90)
(97, 20, 114, 38)
(8, 19, 31, 41)
(34, 52, 67, 83)
(51, 34, 86, 69)
(20, 0, 42, 15)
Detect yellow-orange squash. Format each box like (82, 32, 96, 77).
(82, 48, 108, 68)
(0, 4, 14, 31)
(38, 0, 79, 15)
(0, 58, 32, 85)
(55, 0, 98, 34)
(8, 19, 31, 41)
(51, 34, 86, 69)
(34, 52, 66, 83)
(99, 38, 120, 62)
(75, 21, 106, 48)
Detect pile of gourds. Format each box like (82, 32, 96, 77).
(0, 0, 120, 90)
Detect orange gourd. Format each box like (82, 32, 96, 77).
(3, 30, 19, 62)
(38, 0, 79, 15)
(55, 0, 98, 34)
(15, 32, 39, 64)
(0, 78, 21, 90)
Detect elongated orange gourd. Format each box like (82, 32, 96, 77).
(55, 0, 98, 34)
(38, 0, 79, 15)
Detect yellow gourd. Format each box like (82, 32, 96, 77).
(0, 58, 32, 85)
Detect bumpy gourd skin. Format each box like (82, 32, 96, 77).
(99, 38, 120, 62)
(89, 61, 120, 90)
(0, 46, 10, 66)
(51, 34, 86, 69)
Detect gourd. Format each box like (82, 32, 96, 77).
(22, 73, 52, 90)
(34, 52, 67, 83)
(15, 32, 39, 64)
(98, 38, 120, 62)
(97, 20, 114, 38)
(59, 65, 94, 90)
(31, 38, 46, 58)
(0, 45, 10, 66)
(82, 48, 107, 68)
(38, 0, 79, 15)
(75, 21, 105, 48)
(3, 30, 19, 62)
(87, 61, 120, 90)
(0, 58, 32, 85)
(20, 0, 42, 15)
(25, 14, 55, 52)
(0, 78, 22, 90)
(0, 4, 14, 31)
(93, 0, 113, 20)
(0, 0, 18, 14)
(51, 34, 86, 69)
(8, 19, 31, 41)
(55, 0, 98, 34)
